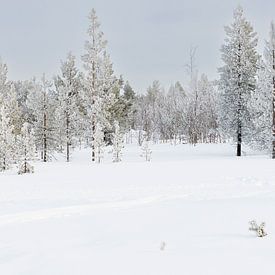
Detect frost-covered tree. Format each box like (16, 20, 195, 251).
(164, 82, 187, 143)
(82, 9, 118, 161)
(27, 75, 58, 162)
(5, 83, 23, 135)
(0, 61, 23, 135)
(0, 106, 16, 171)
(55, 52, 83, 162)
(248, 59, 272, 152)
(17, 122, 36, 174)
(248, 22, 275, 155)
(218, 6, 259, 156)
(0, 59, 9, 105)
(141, 139, 152, 161)
(112, 121, 123, 162)
(122, 81, 136, 131)
(185, 47, 200, 144)
(94, 122, 104, 163)
(134, 81, 162, 144)
(266, 22, 275, 158)
(196, 74, 219, 143)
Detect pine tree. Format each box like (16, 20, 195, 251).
(82, 9, 118, 162)
(17, 122, 36, 174)
(82, 8, 106, 162)
(218, 6, 259, 156)
(112, 121, 123, 162)
(0, 106, 16, 171)
(55, 52, 83, 162)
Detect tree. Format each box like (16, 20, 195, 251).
(5, 83, 23, 135)
(55, 52, 83, 162)
(0, 106, 16, 171)
(27, 75, 58, 162)
(185, 47, 200, 144)
(248, 22, 275, 155)
(266, 22, 275, 158)
(218, 6, 259, 156)
(17, 122, 36, 174)
(82, 9, 119, 161)
(112, 121, 123, 162)
(0, 59, 9, 106)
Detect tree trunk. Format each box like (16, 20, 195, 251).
(237, 130, 242, 157)
(66, 110, 70, 162)
(91, 117, 95, 162)
(237, 42, 242, 157)
(43, 112, 47, 162)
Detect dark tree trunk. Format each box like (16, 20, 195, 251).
(91, 119, 95, 162)
(66, 109, 70, 162)
(237, 42, 242, 157)
(237, 130, 242, 157)
(43, 112, 47, 162)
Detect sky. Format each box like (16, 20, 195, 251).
(0, 0, 274, 92)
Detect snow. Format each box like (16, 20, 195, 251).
(0, 143, 275, 274)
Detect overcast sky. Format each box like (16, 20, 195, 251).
(0, 0, 274, 92)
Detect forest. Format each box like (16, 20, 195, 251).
(0, 6, 274, 173)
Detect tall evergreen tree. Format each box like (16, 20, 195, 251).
(55, 52, 83, 162)
(219, 6, 259, 156)
(82, 9, 118, 161)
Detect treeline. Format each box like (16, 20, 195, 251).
(0, 6, 275, 173)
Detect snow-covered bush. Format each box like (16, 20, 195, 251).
(141, 140, 152, 161)
(94, 123, 104, 163)
(18, 162, 34, 175)
(249, 220, 267, 237)
(17, 122, 37, 174)
(112, 121, 124, 162)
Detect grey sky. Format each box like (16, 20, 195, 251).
(0, 0, 274, 92)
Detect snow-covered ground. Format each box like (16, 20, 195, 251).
(0, 143, 275, 275)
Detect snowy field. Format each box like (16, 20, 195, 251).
(0, 143, 275, 275)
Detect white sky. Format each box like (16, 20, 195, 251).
(0, 0, 274, 92)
